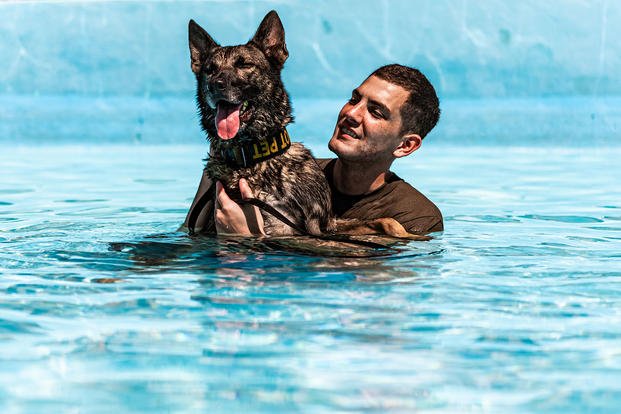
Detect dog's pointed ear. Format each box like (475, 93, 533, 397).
(189, 19, 219, 74)
(250, 10, 288, 68)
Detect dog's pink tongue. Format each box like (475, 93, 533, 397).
(215, 102, 242, 140)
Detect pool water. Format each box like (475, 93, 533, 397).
(1, 144, 620, 413)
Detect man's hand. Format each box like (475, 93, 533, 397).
(214, 179, 265, 236)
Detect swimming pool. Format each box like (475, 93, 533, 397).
(1, 143, 619, 412)
(2, 0, 621, 411)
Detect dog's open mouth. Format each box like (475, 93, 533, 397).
(215, 100, 251, 140)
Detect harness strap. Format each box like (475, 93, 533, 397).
(241, 197, 306, 235)
(187, 184, 397, 253)
(241, 197, 396, 251)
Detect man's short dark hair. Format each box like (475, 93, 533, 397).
(371, 64, 440, 139)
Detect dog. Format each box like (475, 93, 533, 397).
(188, 11, 428, 240)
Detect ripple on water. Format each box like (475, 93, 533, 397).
(45, 249, 136, 272)
(566, 236, 610, 243)
(451, 215, 522, 223)
(59, 199, 108, 203)
(118, 207, 149, 213)
(520, 214, 604, 223)
(0, 318, 42, 334)
(588, 226, 621, 232)
(0, 189, 34, 195)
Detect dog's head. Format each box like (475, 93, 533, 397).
(189, 11, 292, 145)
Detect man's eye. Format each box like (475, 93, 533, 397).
(348, 96, 359, 104)
(371, 109, 385, 119)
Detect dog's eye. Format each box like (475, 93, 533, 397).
(235, 59, 254, 69)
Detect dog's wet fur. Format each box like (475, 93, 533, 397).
(189, 11, 429, 240)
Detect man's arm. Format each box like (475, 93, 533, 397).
(180, 170, 264, 236)
(390, 184, 443, 234)
(397, 213, 443, 234)
(213, 179, 265, 236)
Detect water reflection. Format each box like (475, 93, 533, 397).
(106, 232, 444, 283)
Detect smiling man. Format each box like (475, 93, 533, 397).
(183, 64, 443, 235)
(318, 64, 443, 235)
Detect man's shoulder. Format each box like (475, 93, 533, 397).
(389, 178, 440, 211)
(382, 176, 444, 233)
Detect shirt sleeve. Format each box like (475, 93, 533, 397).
(397, 213, 444, 234)
(386, 182, 444, 235)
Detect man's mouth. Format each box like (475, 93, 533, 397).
(339, 126, 360, 140)
(215, 100, 251, 140)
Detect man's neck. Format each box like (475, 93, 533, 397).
(332, 158, 392, 196)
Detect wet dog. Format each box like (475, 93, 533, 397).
(188, 11, 427, 239)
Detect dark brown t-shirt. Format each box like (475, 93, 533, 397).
(316, 159, 443, 234)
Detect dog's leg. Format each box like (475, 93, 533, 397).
(334, 217, 432, 241)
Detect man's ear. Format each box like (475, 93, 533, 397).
(189, 19, 219, 74)
(393, 134, 422, 158)
(250, 10, 288, 68)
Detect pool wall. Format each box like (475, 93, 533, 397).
(1, 0, 619, 146)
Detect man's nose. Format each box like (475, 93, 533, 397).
(343, 102, 363, 125)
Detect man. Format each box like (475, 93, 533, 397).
(182, 64, 443, 236)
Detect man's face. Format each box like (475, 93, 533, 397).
(328, 75, 409, 163)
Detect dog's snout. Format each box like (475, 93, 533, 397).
(210, 70, 239, 93)
(207, 69, 246, 105)
(208, 76, 230, 101)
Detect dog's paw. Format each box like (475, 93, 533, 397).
(374, 218, 431, 241)
(403, 233, 432, 241)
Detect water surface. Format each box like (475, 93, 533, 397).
(1, 145, 620, 413)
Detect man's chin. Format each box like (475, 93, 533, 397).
(328, 136, 356, 156)
(329, 146, 362, 163)
(329, 139, 383, 165)
(328, 140, 344, 158)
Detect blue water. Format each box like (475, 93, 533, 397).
(1, 144, 620, 412)
(2, 1, 621, 411)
